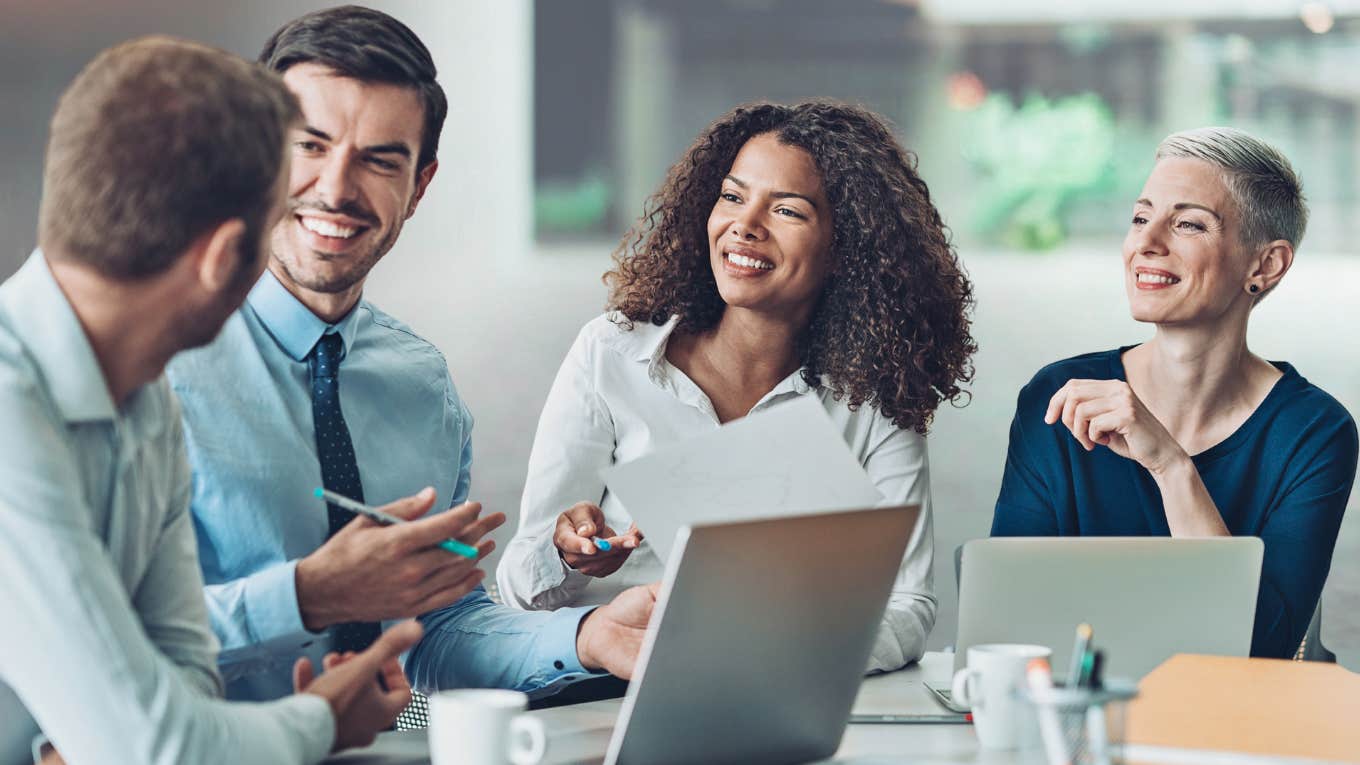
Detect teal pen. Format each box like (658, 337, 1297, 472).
(1087, 649, 1105, 689)
(1066, 623, 1093, 687)
(1075, 649, 1096, 688)
(313, 488, 479, 560)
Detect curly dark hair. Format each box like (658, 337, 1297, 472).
(605, 100, 976, 434)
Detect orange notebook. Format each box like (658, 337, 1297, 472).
(1125, 654, 1360, 762)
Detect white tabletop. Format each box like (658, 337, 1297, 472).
(325, 652, 1050, 764)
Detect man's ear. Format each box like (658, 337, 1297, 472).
(405, 159, 439, 219)
(195, 219, 247, 292)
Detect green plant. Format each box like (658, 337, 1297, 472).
(962, 92, 1117, 250)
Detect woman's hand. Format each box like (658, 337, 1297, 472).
(553, 501, 643, 578)
(1045, 379, 1189, 475)
(1046, 378, 1229, 537)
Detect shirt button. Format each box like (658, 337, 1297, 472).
(553, 660, 565, 670)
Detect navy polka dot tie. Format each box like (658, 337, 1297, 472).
(309, 332, 382, 654)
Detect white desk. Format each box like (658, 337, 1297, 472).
(325, 652, 1048, 764)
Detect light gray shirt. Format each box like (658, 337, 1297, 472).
(497, 313, 938, 672)
(0, 252, 333, 765)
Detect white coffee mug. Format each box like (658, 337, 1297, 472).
(428, 689, 547, 765)
(951, 643, 1051, 750)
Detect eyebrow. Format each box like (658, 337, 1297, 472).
(302, 126, 412, 159)
(1135, 198, 1222, 220)
(725, 174, 820, 210)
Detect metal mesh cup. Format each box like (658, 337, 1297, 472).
(1018, 681, 1137, 765)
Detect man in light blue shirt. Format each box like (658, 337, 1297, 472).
(1, 37, 424, 765)
(167, 6, 655, 711)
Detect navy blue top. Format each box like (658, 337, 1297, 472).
(992, 348, 1358, 659)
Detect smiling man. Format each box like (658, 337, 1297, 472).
(271, 59, 423, 323)
(166, 6, 655, 726)
(0, 36, 430, 765)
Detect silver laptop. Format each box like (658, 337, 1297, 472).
(601, 504, 921, 765)
(954, 537, 1263, 680)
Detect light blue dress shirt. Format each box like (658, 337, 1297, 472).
(167, 269, 598, 702)
(0, 252, 333, 765)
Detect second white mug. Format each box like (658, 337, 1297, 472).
(428, 689, 547, 765)
(951, 643, 1051, 750)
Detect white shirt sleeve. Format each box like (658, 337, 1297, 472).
(861, 424, 937, 673)
(498, 325, 616, 610)
(0, 419, 334, 765)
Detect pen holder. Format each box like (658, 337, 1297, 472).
(1018, 681, 1137, 765)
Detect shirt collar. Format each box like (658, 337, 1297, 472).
(246, 268, 363, 362)
(627, 313, 812, 396)
(4, 251, 118, 422)
(627, 314, 680, 366)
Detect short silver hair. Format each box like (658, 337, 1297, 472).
(1155, 127, 1308, 252)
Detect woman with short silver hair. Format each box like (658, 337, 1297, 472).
(990, 127, 1358, 658)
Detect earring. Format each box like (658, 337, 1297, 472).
(1248, 284, 1261, 294)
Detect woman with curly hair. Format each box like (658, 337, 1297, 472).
(497, 101, 976, 671)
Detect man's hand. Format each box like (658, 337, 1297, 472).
(293, 620, 422, 752)
(1045, 379, 1189, 475)
(575, 583, 660, 679)
(296, 488, 505, 630)
(553, 502, 643, 578)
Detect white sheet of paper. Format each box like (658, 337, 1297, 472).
(602, 395, 884, 565)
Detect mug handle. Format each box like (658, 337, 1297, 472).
(510, 715, 547, 765)
(951, 667, 983, 711)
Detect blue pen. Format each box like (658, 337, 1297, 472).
(314, 488, 479, 560)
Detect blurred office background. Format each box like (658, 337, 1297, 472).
(3, 0, 1358, 663)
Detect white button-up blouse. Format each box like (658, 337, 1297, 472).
(497, 313, 937, 672)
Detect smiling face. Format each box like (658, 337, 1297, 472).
(706, 133, 835, 324)
(1123, 157, 1256, 327)
(270, 63, 435, 315)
